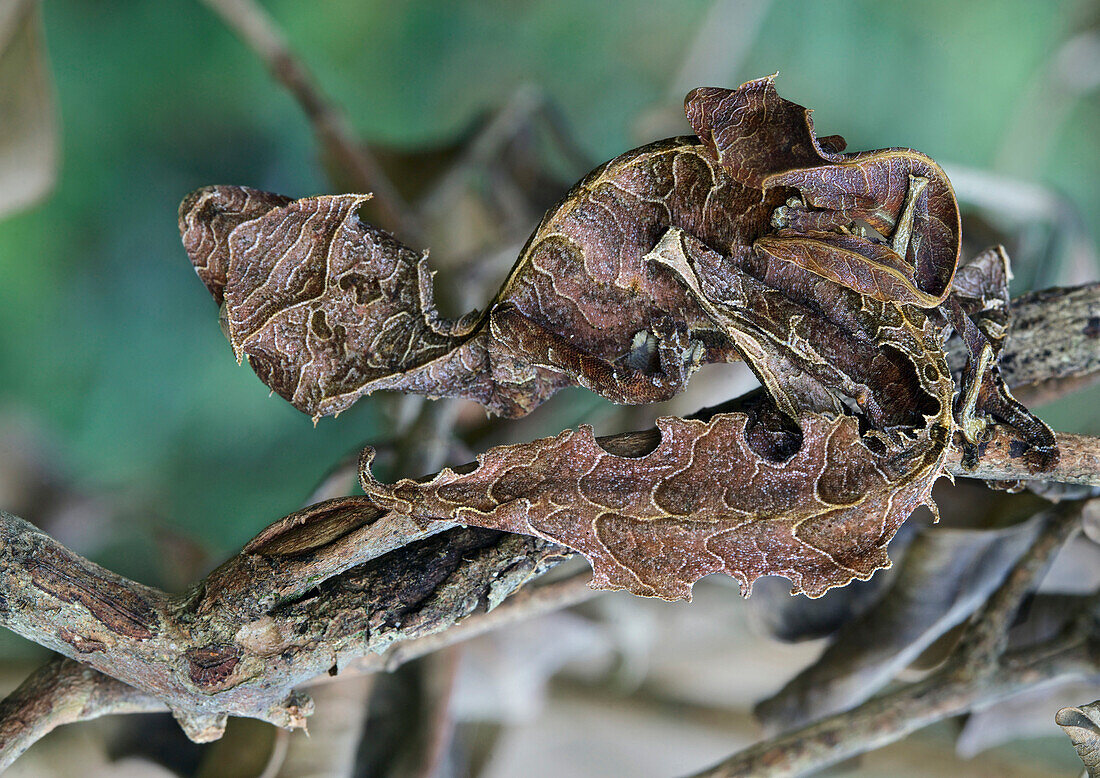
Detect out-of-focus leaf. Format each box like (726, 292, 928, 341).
(192, 717, 276, 778)
(1087, 502, 1100, 545)
(1008, 593, 1095, 648)
(1038, 534, 1100, 595)
(1057, 698, 1100, 776)
(450, 611, 611, 722)
(1027, 482, 1100, 502)
(0, 0, 57, 218)
(755, 516, 1043, 732)
(959, 680, 1100, 758)
(107, 713, 206, 777)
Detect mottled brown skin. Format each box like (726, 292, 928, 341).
(179, 75, 1058, 599)
(763, 148, 960, 306)
(178, 139, 784, 419)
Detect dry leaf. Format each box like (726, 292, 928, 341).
(1057, 699, 1100, 776)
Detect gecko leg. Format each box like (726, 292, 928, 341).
(940, 246, 1056, 472)
(890, 175, 930, 261)
(773, 175, 929, 255)
(772, 199, 879, 234)
(944, 294, 1057, 473)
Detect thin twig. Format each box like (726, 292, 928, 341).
(0, 509, 567, 748)
(395, 399, 463, 480)
(0, 420, 1087, 771)
(414, 646, 463, 778)
(688, 636, 1095, 778)
(257, 727, 291, 778)
(950, 502, 1083, 670)
(996, 283, 1100, 393)
(200, 0, 423, 243)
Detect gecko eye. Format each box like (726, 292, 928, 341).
(851, 218, 887, 244)
(623, 329, 658, 371)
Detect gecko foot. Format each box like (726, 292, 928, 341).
(770, 196, 806, 230)
(652, 318, 705, 389)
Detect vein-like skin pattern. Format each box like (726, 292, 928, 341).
(180, 136, 784, 419)
(180, 75, 1052, 599)
(360, 392, 952, 601)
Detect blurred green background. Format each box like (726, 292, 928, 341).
(0, 2, 1099, 775)
(1, 0, 1098, 585)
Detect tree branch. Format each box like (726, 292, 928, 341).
(945, 428, 1100, 486)
(995, 283, 1100, 395)
(0, 508, 569, 753)
(338, 569, 597, 676)
(686, 500, 1094, 778)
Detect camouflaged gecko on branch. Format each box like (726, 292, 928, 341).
(181, 76, 1058, 600)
